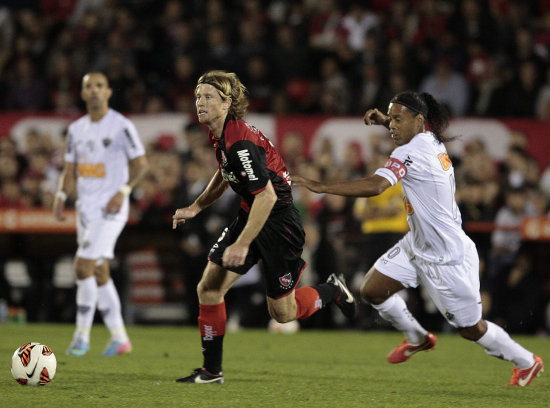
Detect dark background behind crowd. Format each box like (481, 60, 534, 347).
(1, 0, 550, 335)
(2, 0, 550, 117)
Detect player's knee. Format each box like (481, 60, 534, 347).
(74, 268, 89, 280)
(94, 273, 109, 286)
(458, 319, 487, 341)
(196, 281, 208, 298)
(359, 282, 381, 304)
(74, 259, 94, 280)
(359, 268, 393, 305)
(268, 306, 294, 323)
(197, 280, 223, 304)
(270, 312, 294, 324)
(94, 267, 109, 285)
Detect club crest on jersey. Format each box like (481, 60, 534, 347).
(221, 168, 239, 183)
(445, 311, 455, 321)
(102, 138, 111, 147)
(279, 272, 293, 289)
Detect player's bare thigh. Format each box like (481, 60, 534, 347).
(75, 257, 111, 285)
(74, 256, 96, 280)
(94, 260, 110, 285)
(360, 266, 407, 305)
(197, 261, 241, 305)
(266, 291, 297, 324)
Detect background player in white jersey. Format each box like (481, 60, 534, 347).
(293, 91, 543, 387)
(53, 72, 149, 357)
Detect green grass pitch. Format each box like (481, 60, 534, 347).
(1, 324, 548, 408)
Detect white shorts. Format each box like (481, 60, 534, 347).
(374, 232, 482, 328)
(76, 215, 126, 261)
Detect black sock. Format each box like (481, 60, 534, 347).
(202, 335, 224, 375)
(311, 282, 339, 307)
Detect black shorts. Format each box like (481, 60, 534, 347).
(208, 205, 307, 299)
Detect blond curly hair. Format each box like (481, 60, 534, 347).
(196, 70, 249, 120)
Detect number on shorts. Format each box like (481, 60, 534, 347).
(388, 247, 400, 259)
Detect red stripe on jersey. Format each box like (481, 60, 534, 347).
(240, 200, 250, 212)
(251, 186, 266, 195)
(384, 157, 407, 181)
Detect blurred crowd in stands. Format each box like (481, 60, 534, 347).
(2, 0, 550, 117)
(1, 0, 550, 334)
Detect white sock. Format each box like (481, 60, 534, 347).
(371, 293, 428, 345)
(476, 321, 534, 369)
(75, 276, 98, 343)
(97, 279, 129, 343)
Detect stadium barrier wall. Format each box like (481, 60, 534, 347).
(1, 113, 550, 323)
(1, 112, 550, 168)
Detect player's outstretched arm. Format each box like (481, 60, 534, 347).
(172, 169, 228, 229)
(172, 205, 201, 229)
(292, 174, 391, 198)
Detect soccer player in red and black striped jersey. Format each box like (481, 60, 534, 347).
(172, 70, 356, 384)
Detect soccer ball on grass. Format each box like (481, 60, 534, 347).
(11, 342, 57, 386)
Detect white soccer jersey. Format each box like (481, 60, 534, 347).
(65, 109, 145, 223)
(375, 131, 467, 265)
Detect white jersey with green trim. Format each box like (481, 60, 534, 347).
(375, 131, 467, 265)
(65, 109, 145, 223)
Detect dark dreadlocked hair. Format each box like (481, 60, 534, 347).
(391, 91, 454, 143)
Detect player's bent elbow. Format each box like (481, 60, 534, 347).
(363, 176, 391, 197)
(369, 181, 390, 196)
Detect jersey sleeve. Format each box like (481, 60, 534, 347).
(120, 120, 146, 159)
(64, 129, 76, 163)
(374, 145, 411, 185)
(227, 139, 269, 194)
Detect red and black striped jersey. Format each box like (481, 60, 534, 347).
(209, 116, 293, 212)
